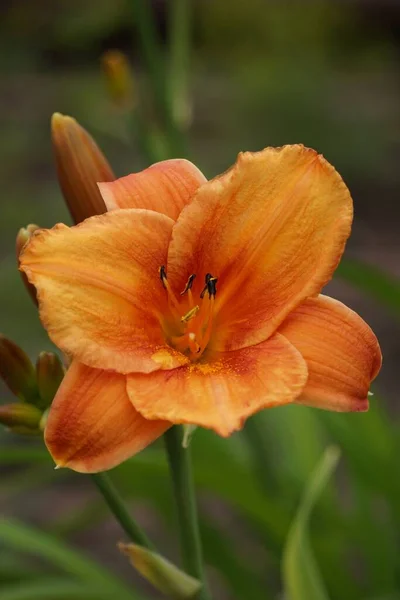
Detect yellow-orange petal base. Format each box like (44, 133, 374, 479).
(127, 334, 308, 436)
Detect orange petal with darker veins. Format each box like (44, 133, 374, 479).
(20, 209, 188, 374)
(99, 159, 207, 220)
(279, 295, 382, 412)
(167, 145, 353, 352)
(45, 361, 171, 473)
(127, 333, 307, 437)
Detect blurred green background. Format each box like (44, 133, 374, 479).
(1, 1, 400, 599)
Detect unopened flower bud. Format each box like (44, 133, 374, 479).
(16, 225, 40, 305)
(119, 543, 201, 599)
(0, 403, 42, 435)
(101, 50, 135, 109)
(51, 113, 115, 224)
(36, 352, 65, 408)
(0, 335, 38, 402)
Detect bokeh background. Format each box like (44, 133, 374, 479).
(1, 1, 400, 599)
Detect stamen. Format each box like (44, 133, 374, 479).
(200, 273, 218, 298)
(159, 265, 167, 289)
(181, 305, 200, 323)
(180, 274, 196, 295)
(158, 265, 180, 314)
(159, 269, 218, 361)
(198, 295, 215, 354)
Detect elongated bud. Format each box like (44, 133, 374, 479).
(119, 543, 201, 599)
(36, 352, 65, 408)
(0, 335, 38, 402)
(101, 50, 135, 109)
(51, 113, 115, 224)
(0, 403, 42, 435)
(16, 225, 39, 305)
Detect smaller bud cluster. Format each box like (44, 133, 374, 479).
(0, 335, 64, 435)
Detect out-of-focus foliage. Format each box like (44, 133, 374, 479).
(283, 447, 340, 600)
(1, 1, 399, 599)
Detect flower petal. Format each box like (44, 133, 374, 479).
(127, 333, 307, 437)
(279, 295, 382, 411)
(45, 361, 170, 473)
(20, 209, 188, 374)
(167, 145, 353, 351)
(99, 159, 206, 220)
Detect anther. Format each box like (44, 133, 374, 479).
(180, 274, 196, 295)
(181, 305, 200, 323)
(200, 273, 218, 298)
(159, 265, 167, 288)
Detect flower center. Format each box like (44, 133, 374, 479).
(159, 266, 218, 361)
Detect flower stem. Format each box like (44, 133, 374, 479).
(129, 0, 187, 157)
(164, 426, 212, 599)
(91, 472, 153, 549)
(168, 0, 192, 130)
(242, 415, 278, 496)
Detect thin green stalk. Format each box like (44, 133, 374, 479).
(91, 472, 153, 549)
(164, 426, 212, 600)
(168, 0, 191, 130)
(243, 414, 278, 496)
(130, 0, 187, 157)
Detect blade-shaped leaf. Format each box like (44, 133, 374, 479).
(0, 518, 134, 599)
(282, 446, 340, 600)
(1, 579, 131, 600)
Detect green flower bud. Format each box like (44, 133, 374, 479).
(0, 403, 42, 435)
(119, 543, 201, 599)
(0, 335, 38, 402)
(101, 50, 135, 109)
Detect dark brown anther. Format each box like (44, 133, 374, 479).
(200, 273, 218, 298)
(159, 265, 167, 288)
(180, 274, 196, 295)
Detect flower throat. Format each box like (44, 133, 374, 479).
(159, 266, 218, 361)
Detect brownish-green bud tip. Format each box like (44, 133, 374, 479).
(16, 225, 40, 305)
(101, 49, 135, 109)
(36, 352, 65, 408)
(0, 403, 43, 435)
(0, 335, 38, 402)
(119, 543, 201, 599)
(51, 112, 115, 224)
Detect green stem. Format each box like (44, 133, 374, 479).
(164, 427, 212, 600)
(242, 415, 278, 496)
(130, 0, 187, 157)
(91, 472, 153, 549)
(168, 0, 191, 130)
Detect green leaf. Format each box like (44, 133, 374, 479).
(282, 446, 340, 600)
(1, 580, 126, 600)
(0, 518, 134, 599)
(119, 543, 201, 599)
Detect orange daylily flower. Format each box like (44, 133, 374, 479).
(20, 145, 382, 473)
